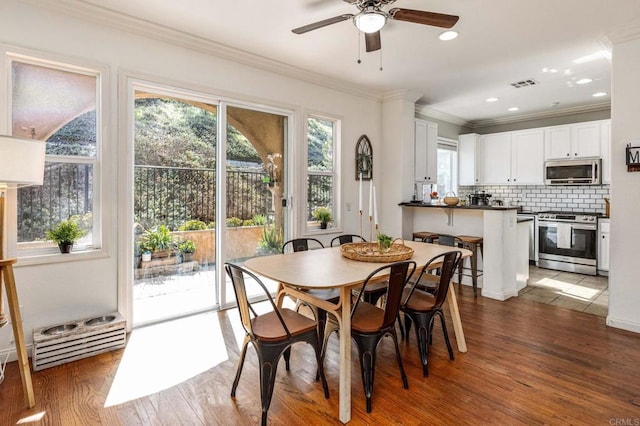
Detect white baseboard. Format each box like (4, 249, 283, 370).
(606, 316, 640, 334)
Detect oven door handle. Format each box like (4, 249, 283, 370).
(571, 224, 597, 231)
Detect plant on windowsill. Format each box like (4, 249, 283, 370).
(312, 207, 333, 229)
(46, 217, 86, 254)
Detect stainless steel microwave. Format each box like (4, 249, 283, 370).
(544, 158, 601, 185)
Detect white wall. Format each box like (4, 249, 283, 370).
(607, 31, 640, 333)
(0, 0, 382, 354)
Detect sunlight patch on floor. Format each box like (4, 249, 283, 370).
(562, 285, 600, 301)
(17, 412, 46, 424)
(105, 312, 228, 407)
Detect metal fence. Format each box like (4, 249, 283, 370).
(17, 164, 332, 241)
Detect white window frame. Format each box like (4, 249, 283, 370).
(2, 49, 107, 263)
(437, 137, 459, 196)
(303, 112, 342, 235)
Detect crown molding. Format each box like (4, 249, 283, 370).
(466, 102, 611, 129)
(607, 21, 640, 45)
(414, 105, 468, 126)
(24, 0, 383, 103)
(381, 90, 422, 103)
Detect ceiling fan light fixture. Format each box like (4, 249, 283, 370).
(438, 30, 458, 41)
(354, 10, 386, 33)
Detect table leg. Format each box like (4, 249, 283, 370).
(338, 286, 351, 423)
(447, 282, 467, 353)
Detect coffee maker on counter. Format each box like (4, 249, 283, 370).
(468, 191, 492, 206)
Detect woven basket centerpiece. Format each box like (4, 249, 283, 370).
(340, 240, 414, 263)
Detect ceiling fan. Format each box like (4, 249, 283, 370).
(292, 0, 459, 52)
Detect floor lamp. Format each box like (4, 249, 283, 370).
(0, 135, 46, 408)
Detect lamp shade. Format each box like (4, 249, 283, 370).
(0, 135, 46, 186)
(354, 11, 386, 33)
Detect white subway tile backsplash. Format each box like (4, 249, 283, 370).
(458, 184, 610, 213)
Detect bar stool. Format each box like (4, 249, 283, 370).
(455, 235, 483, 297)
(412, 231, 439, 243)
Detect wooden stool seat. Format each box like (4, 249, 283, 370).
(412, 231, 439, 242)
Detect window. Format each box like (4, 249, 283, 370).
(437, 138, 458, 196)
(10, 56, 101, 255)
(306, 115, 339, 231)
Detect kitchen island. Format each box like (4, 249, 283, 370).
(399, 202, 528, 300)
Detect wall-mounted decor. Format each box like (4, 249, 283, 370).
(626, 143, 640, 172)
(355, 135, 372, 180)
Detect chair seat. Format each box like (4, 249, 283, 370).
(401, 288, 436, 311)
(412, 231, 439, 242)
(456, 235, 483, 244)
(351, 302, 385, 333)
(252, 308, 318, 341)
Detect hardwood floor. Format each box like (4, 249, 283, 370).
(2, 286, 639, 425)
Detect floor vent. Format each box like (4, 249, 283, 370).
(510, 78, 539, 88)
(32, 312, 126, 371)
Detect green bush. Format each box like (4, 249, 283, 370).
(252, 214, 267, 226)
(140, 225, 176, 252)
(242, 219, 254, 227)
(226, 217, 243, 227)
(207, 221, 216, 229)
(178, 240, 196, 254)
(179, 220, 207, 231)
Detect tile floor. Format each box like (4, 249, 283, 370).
(518, 265, 608, 317)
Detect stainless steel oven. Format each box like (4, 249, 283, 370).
(536, 211, 599, 275)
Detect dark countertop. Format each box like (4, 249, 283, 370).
(399, 201, 519, 211)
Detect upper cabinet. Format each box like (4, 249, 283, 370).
(511, 129, 545, 184)
(458, 133, 480, 186)
(545, 122, 601, 160)
(414, 119, 438, 183)
(478, 129, 544, 185)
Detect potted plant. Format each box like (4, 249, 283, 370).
(377, 232, 393, 253)
(140, 225, 176, 258)
(46, 218, 86, 253)
(256, 225, 283, 256)
(178, 240, 196, 262)
(312, 207, 333, 229)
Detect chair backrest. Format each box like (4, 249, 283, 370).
(281, 238, 324, 253)
(353, 260, 416, 330)
(330, 234, 366, 247)
(436, 234, 463, 247)
(403, 251, 462, 309)
(224, 262, 291, 338)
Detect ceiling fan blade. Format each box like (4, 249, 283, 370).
(388, 8, 459, 28)
(292, 14, 353, 34)
(365, 31, 381, 52)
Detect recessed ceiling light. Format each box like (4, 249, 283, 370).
(576, 78, 593, 85)
(438, 30, 458, 41)
(508, 107, 519, 112)
(592, 92, 607, 97)
(486, 97, 499, 102)
(551, 102, 560, 107)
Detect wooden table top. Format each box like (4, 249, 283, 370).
(244, 240, 471, 289)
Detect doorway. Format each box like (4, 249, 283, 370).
(130, 84, 288, 326)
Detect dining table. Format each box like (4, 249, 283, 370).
(243, 240, 472, 424)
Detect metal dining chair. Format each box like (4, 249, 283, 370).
(322, 260, 416, 412)
(225, 262, 329, 426)
(400, 250, 462, 377)
(330, 234, 366, 247)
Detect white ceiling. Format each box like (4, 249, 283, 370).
(49, 0, 640, 126)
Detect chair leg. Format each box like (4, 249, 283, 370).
(470, 243, 478, 297)
(389, 328, 409, 389)
(256, 342, 289, 426)
(308, 331, 330, 399)
(231, 335, 251, 397)
(437, 310, 455, 361)
(408, 312, 433, 377)
(317, 316, 339, 381)
(283, 347, 291, 371)
(396, 312, 405, 340)
(404, 313, 413, 338)
(353, 333, 381, 413)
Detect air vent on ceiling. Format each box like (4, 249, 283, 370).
(510, 79, 539, 88)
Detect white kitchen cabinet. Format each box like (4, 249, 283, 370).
(598, 218, 610, 273)
(480, 132, 512, 184)
(479, 130, 544, 185)
(414, 119, 438, 183)
(545, 122, 601, 160)
(458, 133, 480, 185)
(511, 129, 545, 184)
(601, 120, 611, 184)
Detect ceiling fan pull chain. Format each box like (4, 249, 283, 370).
(379, 50, 383, 71)
(357, 31, 362, 64)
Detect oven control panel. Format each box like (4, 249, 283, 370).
(538, 212, 598, 224)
